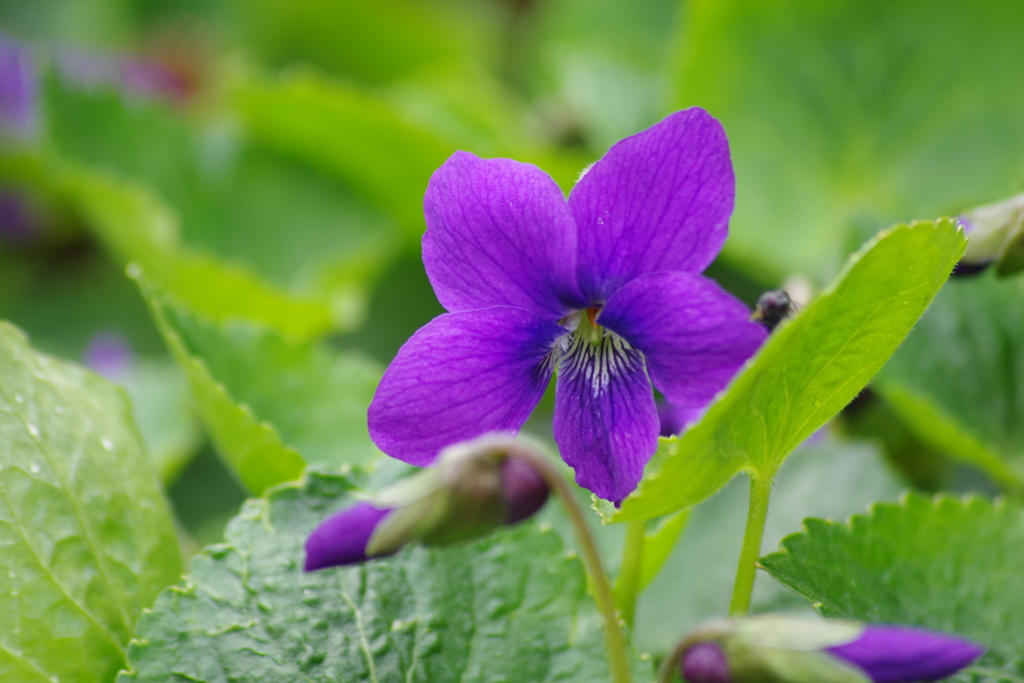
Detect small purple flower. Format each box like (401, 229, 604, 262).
(56, 49, 187, 103)
(305, 435, 551, 571)
(679, 621, 984, 683)
(83, 331, 135, 379)
(0, 34, 36, 140)
(368, 109, 766, 503)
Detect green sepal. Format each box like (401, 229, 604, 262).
(725, 643, 870, 683)
(733, 615, 864, 651)
(961, 192, 1024, 276)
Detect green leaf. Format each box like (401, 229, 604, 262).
(533, 0, 680, 150)
(636, 508, 691, 593)
(119, 467, 648, 683)
(59, 168, 337, 338)
(233, 70, 454, 237)
(602, 220, 964, 522)
(875, 271, 1024, 490)
(674, 0, 1024, 282)
(115, 359, 204, 485)
(137, 271, 383, 495)
(0, 322, 182, 682)
(44, 76, 398, 334)
(759, 494, 1024, 682)
(633, 436, 904, 656)
(225, 0, 484, 86)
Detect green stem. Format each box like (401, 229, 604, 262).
(515, 450, 632, 683)
(728, 472, 774, 615)
(614, 521, 647, 629)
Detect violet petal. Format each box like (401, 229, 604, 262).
(423, 151, 585, 319)
(599, 272, 765, 408)
(369, 306, 565, 466)
(827, 625, 984, 683)
(570, 108, 734, 302)
(657, 400, 705, 437)
(553, 330, 659, 503)
(304, 502, 393, 571)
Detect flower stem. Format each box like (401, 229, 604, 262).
(515, 450, 631, 683)
(614, 520, 647, 629)
(728, 472, 774, 615)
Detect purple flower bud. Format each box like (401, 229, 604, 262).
(827, 626, 985, 683)
(675, 617, 983, 683)
(83, 331, 135, 379)
(681, 642, 731, 683)
(501, 455, 549, 524)
(304, 502, 394, 571)
(304, 435, 552, 571)
(0, 33, 37, 140)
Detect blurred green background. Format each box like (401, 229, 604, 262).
(2, 0, 1024, 650)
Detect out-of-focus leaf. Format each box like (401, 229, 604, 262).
(533, 0, 679, 150)
(601, 220, 963, 522)
(0, 321, 182, 682)
(636, 508, 690, 593)
(119, 467, 650, 683)
(233, 70, 453, 237)
(760, 494, 1024, 683)
(633, 437, 903, 655)
(60, 168, 337, 338)
(875, 271, 1024, 491)
(137, 271, 383, 494)
(226, 0, 488, 86)
(116, 358, 203, 485)
(44, 75, 398, 332)
(675, 0, 1024, 282)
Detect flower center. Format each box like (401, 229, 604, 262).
(559, 321, 644, 396)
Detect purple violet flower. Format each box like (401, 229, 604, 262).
(680, 621, 984, 683)
(368, 109, 766, 503)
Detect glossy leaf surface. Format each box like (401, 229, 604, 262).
(0, 322, 181, 682)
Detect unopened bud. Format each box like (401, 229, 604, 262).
(304, 434, 550, 571)
(677, 615, 983, 683)
(752, 290, 796, 331)
(958, 193, 1024, 277)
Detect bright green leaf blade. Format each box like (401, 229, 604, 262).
(634, 437, 903, 656)
(760, 494, 1024, 682)
(675, 0, 1024, 282)
(137, 271, 383, 494)
(604, 220, 964, 522)
(0, 322, 182, 682)
(876, 271, 1024, 489)
(119, 467, 649, 683)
